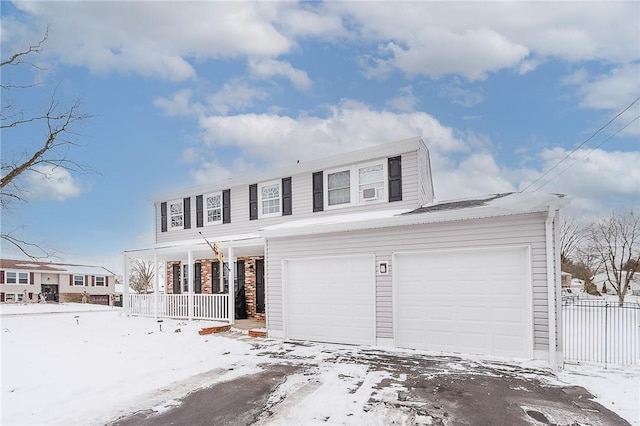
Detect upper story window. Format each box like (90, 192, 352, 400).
(73, 275, 85, 286)
(325, 160, 387, 210)
(358, 164, 384, 202)
(95, 276, 106, 287)
(259, 181, 281, 218)
(205, 192, 222, 224)
(328, 170, 351, 206)
(169, 199, 183, 229)
(5, 271, 29, 285)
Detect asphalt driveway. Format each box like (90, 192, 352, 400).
(109, 338, 629, 426)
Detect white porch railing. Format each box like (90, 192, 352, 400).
(128, 294, 230, 321)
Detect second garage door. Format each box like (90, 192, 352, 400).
(284, 255, 375, 346)
(395, 246, 531, 358)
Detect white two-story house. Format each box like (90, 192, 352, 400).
(124, 136, 568, 366)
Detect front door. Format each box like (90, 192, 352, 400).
(235, 261, 248, 319)
(255, 259, 265, 314)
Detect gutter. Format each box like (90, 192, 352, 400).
(545, 206, 558, 370)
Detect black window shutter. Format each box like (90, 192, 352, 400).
(212, 261, 220, 293)
(388, 156, 403, 202)
(183, 197, 191, 229)
(196, 195, 203, 228)
(160, 202, 167, 232)
(282, 177, 292, 216)
(249, 184, 258, 220)
(312, 171, 323, 212)
(223, 189, 231, 224)
(194, 262, 202, 294)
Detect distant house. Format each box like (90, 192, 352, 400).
(0, 259, 116, 304)
(124, 136, 568, 365)
(592, 271, 640, 296)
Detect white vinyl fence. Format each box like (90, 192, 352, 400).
(127, 294, 229, 322)
(562, 299, 640, 365)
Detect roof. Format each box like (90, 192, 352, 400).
(149, 136, 425, 203)
(0, 259, 116, 276)
(259, 192, 569, 238)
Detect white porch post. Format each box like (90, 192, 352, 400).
(228, 246, 235, 324)
(123, 254, 130, 317)
(153, 253, 159, 319)
(188, 250, 194, 321)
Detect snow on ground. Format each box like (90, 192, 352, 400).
(1, 303, 639, 426)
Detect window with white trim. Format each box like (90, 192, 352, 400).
(169, 199, 183, 230)
(358, 164, 384, 202)
(324, 160, 387, 209)
(205, 192, 222, 225)
(327, 170, 351, 206)
(95, 276, 106, 287)
(5, 271, 29, 285)
(73, 275, 85, 286)
(259, 181, 281, 217)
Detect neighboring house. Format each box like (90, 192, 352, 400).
(0, 259, 116, 304)
(124, 136, 567, 366)
(592, 271, 640, 296)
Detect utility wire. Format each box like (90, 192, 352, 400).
(520, 95, 640, 193)
(529, 114, 640, 193)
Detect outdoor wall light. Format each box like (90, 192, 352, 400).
(378, 261, 389, 276)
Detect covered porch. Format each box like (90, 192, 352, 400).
(122, 235, 266, 325)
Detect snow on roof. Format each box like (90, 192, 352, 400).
(0, 259, 116, 276)
(260, 192, 569, 238)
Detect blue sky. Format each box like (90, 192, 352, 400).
(1, 1, 639, 274)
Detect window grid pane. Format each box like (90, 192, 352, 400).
(206, 195, 222, 223)
(170, 202, 183, 228)
(328, 171, 351, 205)
(261, 184, 280, 215)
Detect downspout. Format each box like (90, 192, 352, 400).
(545, 207, 558, 370)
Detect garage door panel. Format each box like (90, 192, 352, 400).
(285, 256, 375, 346)
(395, 247, 531, 358)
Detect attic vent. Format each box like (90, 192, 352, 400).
(362, 188, 377, 200)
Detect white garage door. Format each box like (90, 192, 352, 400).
(284, 255, 375, 346)
(395, 247, 531, 358)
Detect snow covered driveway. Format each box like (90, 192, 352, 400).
(1, 305, 638, 425)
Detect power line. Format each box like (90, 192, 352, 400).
(529, 114, 640, 193)
(520, 95, 640, 193)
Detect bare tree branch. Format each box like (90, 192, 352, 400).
(1, 28, 92, 259)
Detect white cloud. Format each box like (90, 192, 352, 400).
(386, 86, 418, 112)
(332, 2, 638, 79)
(23, 165, 87, 201)
(520, 148, 640, 217)
(154, 89, 196, 117)
(577, 64, 640, 111)
(11, 2, 295, 81)
(432, 152, 515, 201)
(248, 58, 312, 91)
(195, 100, 467, 171)
(207, 80, 270, 115)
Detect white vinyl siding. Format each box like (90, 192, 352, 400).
(265, 212, 553, 351)
(154, 145, 424, 245)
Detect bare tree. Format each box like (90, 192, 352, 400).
(587, 210, 640, 306)
(130, 260, 155, 294)
(1, 29, 91, 259)
(559, 213, 588, 266)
